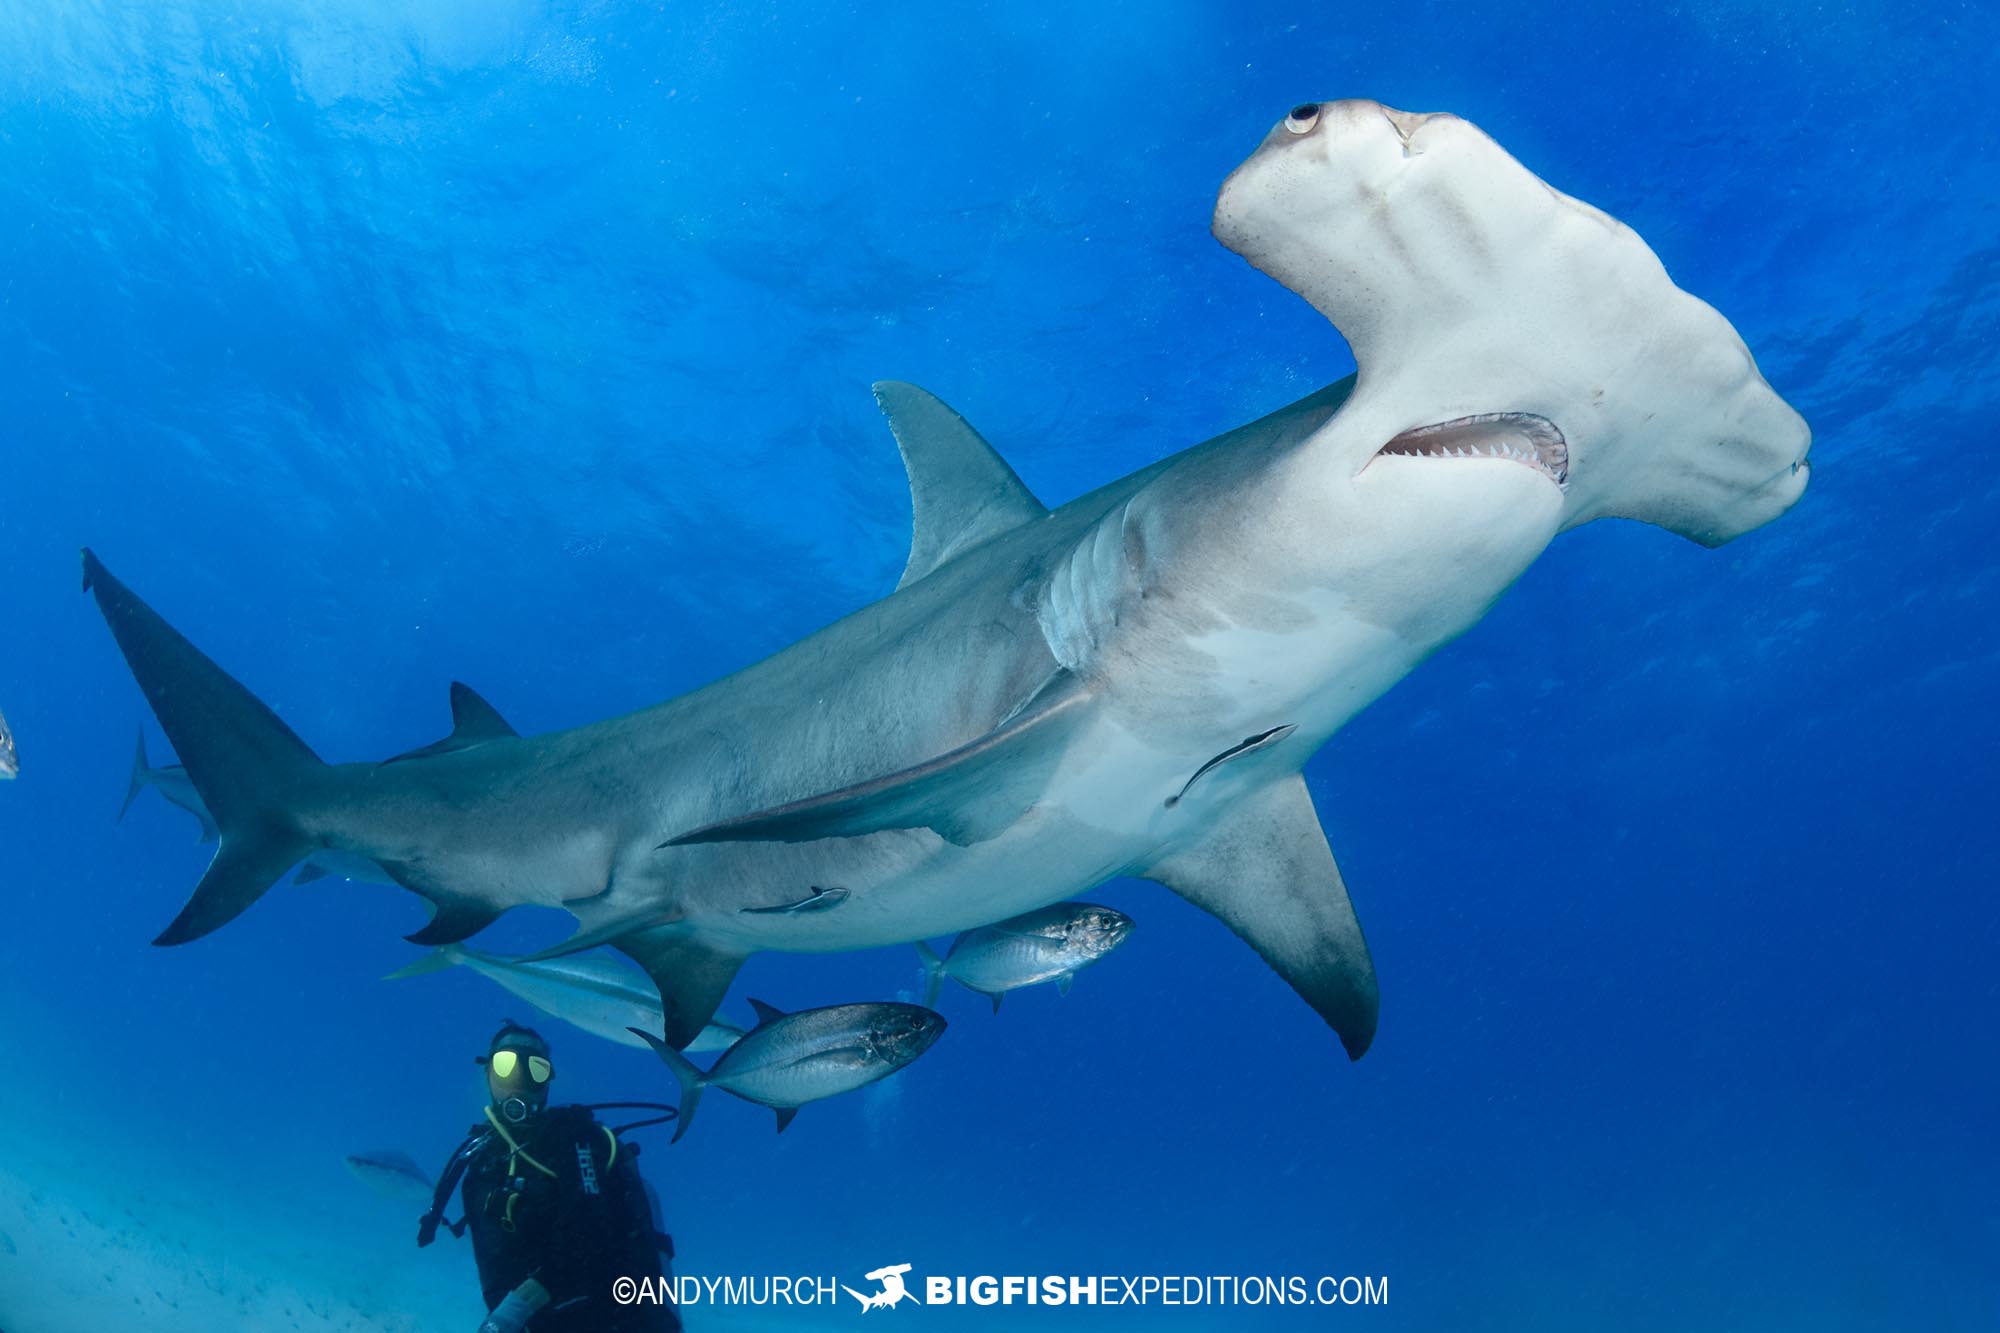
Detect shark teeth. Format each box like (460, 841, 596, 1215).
(1372, 412, 1570, 487)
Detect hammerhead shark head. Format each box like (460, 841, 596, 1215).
(83, 100, 1810, 1060)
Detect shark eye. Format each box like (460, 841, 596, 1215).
(1284, 103, 1320, 135)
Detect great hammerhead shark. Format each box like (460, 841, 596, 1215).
(83, 100, 1811, 1060)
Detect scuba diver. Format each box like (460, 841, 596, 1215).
(419, 1021, 683, 1332)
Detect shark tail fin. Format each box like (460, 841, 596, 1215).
(630, 1027, 705, 1144)
(82, 550, 327, 946)
(120, 728, 152, 821)
(382, 943, 468, 981)
(915, 940, 945, 1009)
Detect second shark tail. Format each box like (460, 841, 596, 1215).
(119, 728, 151, 821)
(83, 549, 328, 946)
(630, 1028, 706, 1144)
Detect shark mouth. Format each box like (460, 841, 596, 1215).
(1373, 413, 1569, 487)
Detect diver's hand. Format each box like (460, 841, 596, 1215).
(477, 1278, 550, 1332)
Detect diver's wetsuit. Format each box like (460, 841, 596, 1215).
(455, 1105, 680, 1332)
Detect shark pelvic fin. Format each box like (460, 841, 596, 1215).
(613, 927, 748, 1051)
(82, 550, 324, 945)
(1142, 774, 1379, 1060)
(397, 883, 505, 947)
(382, 681, 521, 766)
(873, 381, 1047, 589)
(663, 668, 1090, 850)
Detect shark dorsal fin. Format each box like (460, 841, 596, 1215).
(381, 683, 519, 767)
(746, 997, 787, 1027)
(873, 381, 1046, 589)
(448, 682, 518, 743)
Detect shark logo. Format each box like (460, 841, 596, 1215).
(843, 1262, 917, 1312)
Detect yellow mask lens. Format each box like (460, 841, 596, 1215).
(527, 1056, 552, 1084)
(490, 1049, 519, 1079)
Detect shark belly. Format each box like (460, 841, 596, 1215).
(689, 591, 1445, 956)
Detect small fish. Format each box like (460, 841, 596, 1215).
(917, 902, 1134, 1011)
(0, 704, 18, 779)
(344, 1149, 434, 1202)
(740, 885, 849, 915)
(387, 943, 748, 1055)
(631, 999, 946, 1141)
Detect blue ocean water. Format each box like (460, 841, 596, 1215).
(1, 1, 1995, 1329)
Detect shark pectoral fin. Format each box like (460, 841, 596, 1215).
(381, 682, 522, 766)
(773, 1105, 799, 1134)
(663, 669, 1091, 850)
(874, 381, 1047, 589)
(613, 927, 748, 1051)
(1142, 774, 1379, 1060)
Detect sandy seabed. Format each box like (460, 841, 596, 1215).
(0, 1130, 471, 1332)
(0, 1095, 814, 1333)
